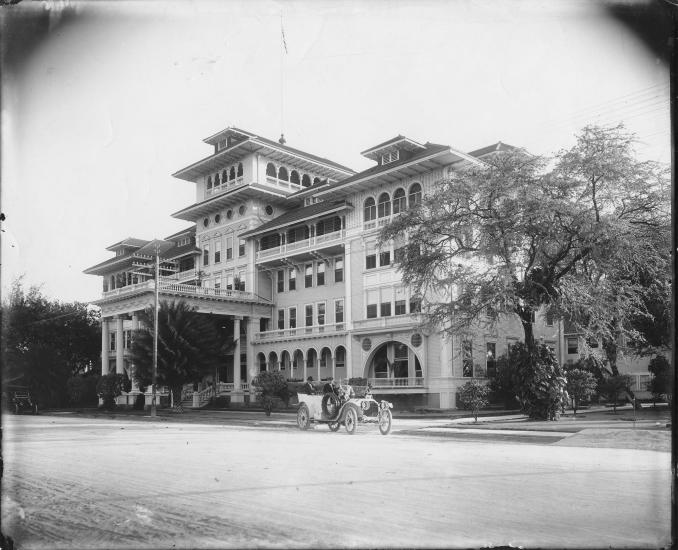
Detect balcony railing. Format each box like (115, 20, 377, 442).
(254, 322, 346, 342)
(206, 177, 244, 196)
(352, 314, 423, 331)
(101, 279, 264, 302)
(256, 230, 345, 260)
(368, 377, 425, 389)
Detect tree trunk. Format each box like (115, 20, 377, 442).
(603, 338, 620, 376)
(519, 311, 536, 354)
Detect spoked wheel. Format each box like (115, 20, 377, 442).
(344, 407, 358, 435)
(378, 408, 392, 435)
(328, 422, 341, 432)
(297, 404, 310, 430)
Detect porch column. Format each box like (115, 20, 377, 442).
(329, 354, 335, 382)
(344, 243, 352, 328)
(246, 317, 257, 388)
(233, 317, 241, 389)
(115, 315, 124, 375)
(130, 313, 139, 391)
(303, 354, 308, 382)
(101, 317, 109, 375)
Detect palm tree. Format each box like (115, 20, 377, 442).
(130, 300, 228, 408)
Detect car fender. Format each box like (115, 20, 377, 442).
(339, 402, 361, 422)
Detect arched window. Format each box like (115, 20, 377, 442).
(290, 170, 300, 185)
(280, 350, 291, 371)
(257, 353, 267, 372)
(335, 346, 346, 369)
(214, 173, 220, 186)
(278, 166, 289, 181)
(393, 188, 406, 213)
(268, 351, 278, 371)
(313, 177, 321, 185)
(409, 183, 422, 208)
(378, 192, 391, 218)
(293, 349, 304, 370)
(266, 163, 277, 178)
(307, 348, 318, 369)
(302, 174, 311, 187)
(364, 197, 376, 221)
(207, 176, 213, 189)
(237, 162, 243, 177)
(221, 169, 228, 183)
(229, 166, 236, 180)
(320, 347, 332, 369)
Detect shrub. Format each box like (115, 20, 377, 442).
(599, 375, 633, 413)
(648, 355, 672, 405)
(565, 369, 597, 416)
(95, 373, 130, 410)
(251, 371, 290, 406)
(66, 374, 100, 407)
(457, 380, 491, 422)
(488, 355, 520, 409)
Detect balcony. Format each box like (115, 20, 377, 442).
(253, 322, 346, 343)
(352, 314, 423, 334)
(206, 177, 244, 197)
(99, 279, 266, 304)
(265, 176, 304, 192)
(256, 230, 346, 262)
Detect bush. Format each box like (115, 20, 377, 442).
(488, 355, 520, 409)
(96, 373, 130, 410)
(648, 354, 672, 405)
(457, 380, 491, 422)
(66, 374, 100, 407)
(599, 375, 633, 413)
(565, 369, 597, 416)
(251, 371, 290, 407)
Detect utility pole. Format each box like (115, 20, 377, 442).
(151, 243, 159, 417)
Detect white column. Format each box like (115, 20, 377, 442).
(330, 354, 335, 382)
(115, 316, 124, 375)
(303, 354, 308, 381)
(344, 243, 352, 328)
(130, 313, 139, 391)
(101, 317, 109, 375)
(246, 317, 257, 387)
(233, 317, 241, 388)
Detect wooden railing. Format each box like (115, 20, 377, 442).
(368, 377, 425, 388)
(254, 322, 346, 341)
(256, 230, 345, 260)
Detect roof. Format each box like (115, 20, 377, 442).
(105, 237, 149, 252)
(240, 200, 353, 238)
(468, 142, 518, 158)
(164, 225, 196, 241)
(164, 243, 201, 260)
(360, 135, 426, 160)
(85, 239, 194, 275)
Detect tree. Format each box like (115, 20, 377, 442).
(251, 371, 291, 414)
(647, 355, 672, 406)
(565, 369, 597, 416)
(96, 373, 130, 410)
(380, 124, 669, 418)
(2, 278, 101, 407)
(599, 375, 633, 413)
(129, 300, 227, 408)
(457, 380, 491, 422)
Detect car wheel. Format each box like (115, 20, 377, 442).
(345, 407, 357, 435)
(297, 404, 310, 430)
(328, 422, 341, 432)
(378, 409, 392, 435)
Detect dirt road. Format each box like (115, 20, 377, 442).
(1, 415, 671, 549)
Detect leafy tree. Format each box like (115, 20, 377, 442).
(599, 375, 633, 413)
(66, 374, 100, 407)
(647, 355, 672, 406)
(2, 278, 101, 407)
(96, 373, 130, 410)
(129, 300, 227, 407)
(251, 371, 291, 410)
(457, 380, 491, 422)
(565, 369, 597, 416)
(564, 353, 610, 386)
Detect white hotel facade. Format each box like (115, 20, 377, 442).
(85, 127, 564, 409)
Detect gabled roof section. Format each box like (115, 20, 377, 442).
(105, 237, 149, 252)
(85, 239, 193, 275)
(164, 225, 196, 241)
(240, 200, 353, 238)
(173, 127, 355, 182)
(468, 141, 518, 158)
(360, 135, 426, 161)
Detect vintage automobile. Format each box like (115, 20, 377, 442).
(296, 385, 393, 435)
(9, 387, 39, 415)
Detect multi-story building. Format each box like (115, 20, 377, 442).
(85, 127, 561, 408)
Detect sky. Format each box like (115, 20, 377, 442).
(1, 0, 671, 304)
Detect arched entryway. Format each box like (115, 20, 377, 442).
(364, 341, 423, 381)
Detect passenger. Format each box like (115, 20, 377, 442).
(322, 377, 338, 395)
(301, 376, 315, 394)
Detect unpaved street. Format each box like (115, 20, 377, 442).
(1, 414, 671, 549)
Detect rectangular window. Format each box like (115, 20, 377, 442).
(486, 342, 497, 378)
(545, 311, 554, 326)
(109, 332, 116, 352)
(226, 236, 233, 260)
(366, 254, 377, 269)
(123, 330, 132, 349)
(366, 304, 378, 318)
(305, 264, 313, 288)
(277, 310, 285, 330)
(409, 296, 421, 313)
(203, 245, 209, 266)
(288, 268, 296, 291)
(289, 307, 297, 329)
(462, 340, 473, 377)
(277, 270, 285, 293)
(238, 271, 246, 291)
(317, 302, 325, 330)
(239, 238, 246, 257)
(567, 337, 579, 355)
(380, 286, 392, 317)
(214, 240, 221, 263)
(305, 304, 313, 332)
(335, 299, 344, 329)
(379, 250, 391, 267)
(317, 262, 325, 286)
(366, 289, 378, 319)
(395, 300, 407, 315)
(225, 274, 234, 290)
(334, 258, 344, 283)
(380, 301, 392, 317)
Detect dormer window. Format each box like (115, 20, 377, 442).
(381, 150, 399, 165)
(116, 249, 126, 257)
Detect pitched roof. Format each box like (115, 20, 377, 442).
(240, 200, 352, 238)
(164, 225, 196, 241)
(468, 142, 518, 158)
(105, 237, 149, 252)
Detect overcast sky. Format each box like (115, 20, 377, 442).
(1, 0, 670, 304)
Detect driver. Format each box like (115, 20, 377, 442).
(322, 377, 338, 395)
(302, 376, 315, 394)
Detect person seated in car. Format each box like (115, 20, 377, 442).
(301, 376, 315, 394)
(322, 377, 338, 395)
